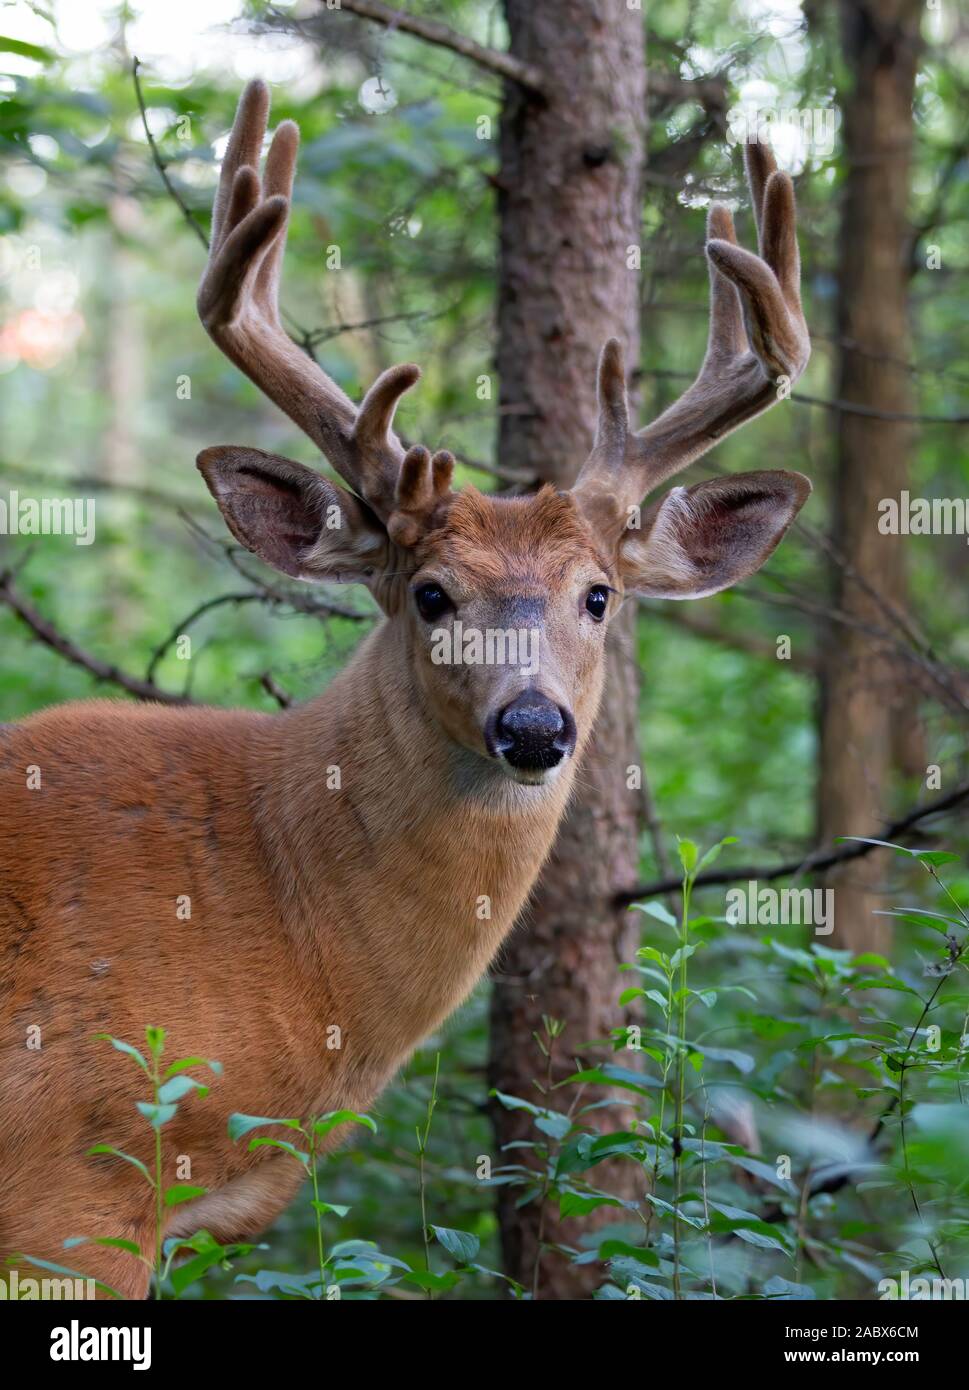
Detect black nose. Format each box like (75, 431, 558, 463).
(489, 691, 577, 771)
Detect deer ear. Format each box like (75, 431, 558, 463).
(197, 445, 389, 583)
(619, 470, 810, 599)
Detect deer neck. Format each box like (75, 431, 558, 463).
(252, 618, 576, 1061)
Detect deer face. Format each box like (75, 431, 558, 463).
(401, 487, 612, 784)
(198, 455, 614, 785)
(199, 444, 807, 789)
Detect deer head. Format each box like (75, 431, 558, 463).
(197, 82, 810, 787)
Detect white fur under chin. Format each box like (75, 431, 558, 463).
(504, 758, 568, 788)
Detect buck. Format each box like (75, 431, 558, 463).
(0, 82, 810, 1298)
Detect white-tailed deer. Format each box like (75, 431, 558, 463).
(0, 82, 809, 1297)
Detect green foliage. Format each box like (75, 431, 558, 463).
(489, 842, 969, 1299)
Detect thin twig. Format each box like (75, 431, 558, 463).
(638, 368, 969, 425)
(0, 571, 195, 706)
(615, 780, 969, 905)
(132, 57, 209, 249)
(326, 0, 547, 94)
(260, 672, 293, 709)
(145, 592, 265, 682)
(0, 460, 201, 514)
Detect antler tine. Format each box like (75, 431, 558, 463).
(590, 338, 630, 473)
(197, 80, 421, 519)
(570, 340, 633, 537)
(573, 139, 810, 534)
(386, 446, 455, 548)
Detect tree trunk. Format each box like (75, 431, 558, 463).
(819, 0, 923, 954)
(487, 0, 646, 1298)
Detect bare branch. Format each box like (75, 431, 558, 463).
(735, 584, 969, 719)
(327, 0, 546, 94)
(132, 57, 209, 249)
(792, 390, 969, 426)
(0, 460, 201, 514)
(145, 592, 265, 682)
(0, 571, 195, 706)
(260, 671, 293, 708)
(638, 366, 969, 425)
(648, 71, 728, 113)
(645, 598, 819, 672)
(615, 780, 969, 906)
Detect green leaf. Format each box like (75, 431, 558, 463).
(599, 1239, 659, 1267)
(86, 1145, 153, 1185)
(247, 1137, 310, 1165)
(431, 1226, 480, 1262)
(227, 1113, 302, 1142)
(402, 1270, 461, 1292)
(163, 1184, 207, 1207)
(619, 986, 647, 1005)
(235, 1268, 321, 1298)
(651, 1034, 755, 1074)
(157, 1075, 209, 1105)
(643, 1194, 705, 1228)
(144, 1026, 166, 1056)
(136, 1101, 177, 1128)
(0, 37, 55, 64)
(10, 1252, 124, 1301)
(491, 1090, 541, 1115)
(764, 1275, 815, 1300)
(564, 1065, 659, 1095)
(852, 977, 921, 997)
(164, 1056, 223, 1079)
(731, 1156, 797, 1191)
(875, 908, 961, 933)
(707, 1203, 793, 1254)
(585, 1131, 645, 1162)
(636, 945, 671, 968)
(915, 850, 960, 867)
(170, 1245, 230, 1297)
(836, 836, 912, 856)
(697, 836, 738, 873)
(534, 1109, 572, 1140)
(312, 1109, 377, 1139)
(559, 1192, 624, 1218)
(161, 1230, 220, 1257)
(93, 1035, 148, 1071)
(63, 1235, 143, 1258)
(634, 901, 678, 927)
(311, 1201, 350, 1218)
(677, 838, 698, 874)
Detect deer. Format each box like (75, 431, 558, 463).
(0, 81, 810, 1299)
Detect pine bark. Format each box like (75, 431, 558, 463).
(487, 0, 647, 1298)
(819, 0, 923, 953)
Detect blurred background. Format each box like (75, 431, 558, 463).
(1, 0, 968, 1300)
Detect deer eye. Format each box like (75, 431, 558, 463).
(585, 585, 609, 621)
(415, 582, 452, 621)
